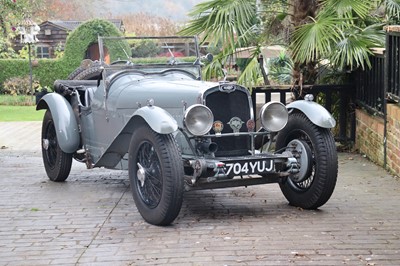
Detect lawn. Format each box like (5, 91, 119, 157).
(0, 106, 45, 121)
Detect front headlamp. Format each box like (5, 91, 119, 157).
(259, 102, 288, 132)
(183, 104, 214, 136)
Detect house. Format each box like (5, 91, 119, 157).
(13, 19, 124, 59)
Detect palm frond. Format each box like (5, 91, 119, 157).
(385, 0, 400, 20)
(290, 16, 343, 64)
(202, 55, 225, 80)
(320, 0, 374, 19)
(330, 36, 372, 70)
(237, 47, 264, 89)
(179, 0, 257, 51)
(329, 24, 384, 70)
(360, 23, 385, 47)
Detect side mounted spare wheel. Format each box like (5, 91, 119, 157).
(67, 60, 104, 80)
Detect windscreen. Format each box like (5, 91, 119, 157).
(98, 36, 202, 79)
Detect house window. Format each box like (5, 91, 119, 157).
(36, 46, 50, 58)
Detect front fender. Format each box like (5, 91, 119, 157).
(36, 93, 80, 153)
(132, 106, 178, 134)
(286, 100, 336, 128)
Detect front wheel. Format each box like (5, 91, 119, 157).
(276, 112, 338, 209)
(128, 123, 184, 226)
(41, 110, 73, 182)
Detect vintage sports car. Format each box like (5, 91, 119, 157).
(37, 36, 338, 225)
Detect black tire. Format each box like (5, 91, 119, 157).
(276, 112, 338, 209)
(73, 66, 103, 80)
(41, 110, 73, 182)
(67, 66, 87, 80)
(67, 60, 104, 80)
(128, 123, 184, 225)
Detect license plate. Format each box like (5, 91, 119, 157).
(225, 159, 274, 176)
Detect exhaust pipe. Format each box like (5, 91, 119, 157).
(197, 141, 218, 154)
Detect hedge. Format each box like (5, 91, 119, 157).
(0, 19, 126, 91)
(0, 58, 71, 90)
(63, 19, 128, 67)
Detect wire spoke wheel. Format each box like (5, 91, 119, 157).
(136, 142, 163, 209)
(129, 122, 184, 225)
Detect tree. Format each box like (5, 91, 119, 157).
(121, 12, 179, 36)
(179, 0, 262, 87)
(0, 0, 44, 58)
(34, 0, 89, 20)
(290, 1, 384, 84)
(180, 0, 400, 87)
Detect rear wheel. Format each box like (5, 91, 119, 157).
(128, 123, 184, 225)
(41, 110, 73, 182)
(276, 112, 337, 209)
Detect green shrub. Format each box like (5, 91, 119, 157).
(267, 52, 293, 85)
(64, 19, 127, 66)
(1, 75, 40, 95)
(131, 40, 161, 58)
(0, 58, 71, 91)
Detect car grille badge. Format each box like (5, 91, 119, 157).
(246, 119, 255, 132)
(228, 117, 244, 135)
(213, 120, 224, 135)
(219, 84, 236, 93)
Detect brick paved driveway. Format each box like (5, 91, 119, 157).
(0, 140, 399, 265)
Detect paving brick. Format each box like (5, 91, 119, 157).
(1, 123, 400, 265)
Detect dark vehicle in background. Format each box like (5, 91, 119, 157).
(37, 36, 338, 225)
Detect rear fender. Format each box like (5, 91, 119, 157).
(286, 100, 336, 128)
(36, 93, 80, 153)
(132, 106, 178, 134)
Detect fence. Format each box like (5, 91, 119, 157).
(251, 84, 355, 142)
(351, 27, 400, 171)
(386, 30, 400, 103)
(353, 52, 385, 116)
(353, 30, 400, 116)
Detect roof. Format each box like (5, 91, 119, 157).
(39, 19, 124, 31)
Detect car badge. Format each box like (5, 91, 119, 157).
(213, 121, 224, 135)
(227, 117, 244, 134)
(246, 119, 255, 132)
(219, 84, 236, 93)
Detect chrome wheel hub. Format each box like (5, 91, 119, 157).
(287, 139, 312, 183)
(137, 163, 146, 187)
(42, 139, 50, 150)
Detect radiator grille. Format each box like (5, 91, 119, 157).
(205, 87, 251, 156)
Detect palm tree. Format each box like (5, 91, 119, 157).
(179, 0, 261, 86)
(180, 0, 400, 87)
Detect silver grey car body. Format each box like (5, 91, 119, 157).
(37, 36, 338, 225)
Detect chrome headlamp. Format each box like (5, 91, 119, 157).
(259, 102, 288, 132)
(183, 104, 214, 136)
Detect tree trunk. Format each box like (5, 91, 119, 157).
(289, 0, 319, 90)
